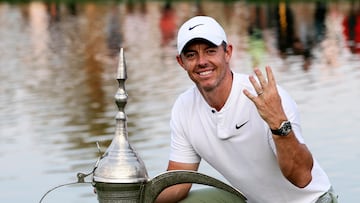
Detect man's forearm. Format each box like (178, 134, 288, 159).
(155, 184, 192, 203)
(273, 131, 314, 188)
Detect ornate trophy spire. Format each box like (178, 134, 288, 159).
(93, 48, 149, 183)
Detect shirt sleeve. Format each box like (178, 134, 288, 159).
(169, 96, 201, 163)
(278, 85, 305, 144)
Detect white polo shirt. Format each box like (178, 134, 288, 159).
(169, 73, 331, 203)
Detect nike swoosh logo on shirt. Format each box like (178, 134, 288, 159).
(188, 24, 204, 30)
(235, 121, 248, 129)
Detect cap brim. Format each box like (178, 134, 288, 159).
(180, 38, 219, 53)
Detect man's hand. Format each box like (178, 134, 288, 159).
(243, 66, 287, 129)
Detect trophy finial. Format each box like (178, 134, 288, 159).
(93, 48, 148, 183)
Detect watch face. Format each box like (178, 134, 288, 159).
(280, 121, 292, 136)
(272, 121, 292, 136)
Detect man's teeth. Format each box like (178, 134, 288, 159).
(199, 70, 212, 76)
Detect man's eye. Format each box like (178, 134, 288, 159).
(207, 49, 217, 54)
(185, 53, 195, 58)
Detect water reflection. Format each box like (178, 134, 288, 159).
(0, 1, 359, 203)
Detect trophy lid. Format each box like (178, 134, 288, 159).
(93, 48, 148, 183)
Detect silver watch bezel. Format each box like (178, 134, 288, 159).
(271, 121, 292, 136)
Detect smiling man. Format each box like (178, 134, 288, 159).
(156, 16, 337, 203)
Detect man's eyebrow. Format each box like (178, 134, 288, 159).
(182, 43, 218, 54)
(182, 48, 195, 54)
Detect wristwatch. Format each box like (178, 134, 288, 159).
(271, 121, 292, 136)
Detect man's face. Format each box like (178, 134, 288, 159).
(177, 40, 232, 92)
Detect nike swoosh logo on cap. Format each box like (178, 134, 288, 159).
(235, 121, 248, 129)
(189, 24, 204, 30)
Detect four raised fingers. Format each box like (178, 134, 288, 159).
(243, 66, 279, 101)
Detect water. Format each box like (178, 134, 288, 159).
(0, 1, 359, 202)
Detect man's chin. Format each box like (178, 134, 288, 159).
(197, 83, 216, 92)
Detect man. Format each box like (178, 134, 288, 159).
(156, 16, 336, 203)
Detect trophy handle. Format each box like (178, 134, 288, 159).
(140, 170, 247, 203)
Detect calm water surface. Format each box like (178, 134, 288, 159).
(0, 1, 359, 202)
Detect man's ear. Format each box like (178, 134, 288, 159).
(176, 55, 186, 70)
(225, 44, 233, 63)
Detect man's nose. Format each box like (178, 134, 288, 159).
(197, 53, 208, 67)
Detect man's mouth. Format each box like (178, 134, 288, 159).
(198, 70, 213, 76)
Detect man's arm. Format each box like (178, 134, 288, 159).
(155, 161, 200, 203)
(272, 131, 313, 187)
(243, 66, 313, 188)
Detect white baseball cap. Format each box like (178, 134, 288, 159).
(177, 16, 227, 54)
